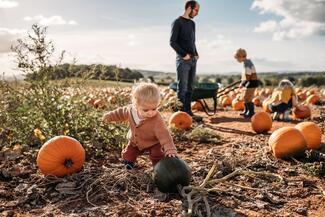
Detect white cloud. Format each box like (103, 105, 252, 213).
(23, 15, 78, 26)
(254, 20, 278, 33)
(198, 35, 233, 51)
(251, 0, 325, 40)
(0, 28, 25, 53)
(0, 0, 18, 8)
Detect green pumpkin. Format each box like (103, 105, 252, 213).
(153, 157, 191, 193)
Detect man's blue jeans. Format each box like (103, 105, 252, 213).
(176, 56, 197, 115)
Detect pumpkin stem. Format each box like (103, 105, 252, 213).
(64, 159, 73, 168)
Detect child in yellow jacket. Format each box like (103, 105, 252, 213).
(102, 83, 177, 170)
(269, 79, 298, 121)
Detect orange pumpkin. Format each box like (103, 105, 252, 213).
(221, 96, 232, 107)
(107, 96, 116, 104)
(251, 112, 272, 133)
(37, 136, 85, 177)
(232, 99, 245, 111)
(169, 111, 192, 130)
(252, 97, 261, 106)
(297, 92, 307, 101)
(292, 105, 311, 119)
(87, 98, 96, 106)
(191, 100, 203, 111)
(93, 99, 105, 109)
(268, 127, 307, 158)
(306, 94, 320, 105)
(229, 91, 237, 99)
(295, 122, 322, 150)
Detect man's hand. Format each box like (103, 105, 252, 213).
(182, 54, 191, 60)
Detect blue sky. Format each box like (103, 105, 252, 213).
(1, 0, 325, 76)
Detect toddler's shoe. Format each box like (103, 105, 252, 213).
(122, 160, 135, 170)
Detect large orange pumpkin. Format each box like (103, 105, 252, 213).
(268, 127, 307, 158)
(295, 122, 322, 150)
(251, 112, 272, 133)
(37, 136, 85, 177)
(169, 111, 192, 130)
(292, 105, 311, 119)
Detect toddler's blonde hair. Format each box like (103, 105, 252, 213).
(234, 48, 247, 59)
(131, 82, 161, 106)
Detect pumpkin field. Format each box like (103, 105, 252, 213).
(0, 24, 324, 217)
(0, 78, 324, 217)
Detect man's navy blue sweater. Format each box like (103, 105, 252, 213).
(170, 16, 198, 58)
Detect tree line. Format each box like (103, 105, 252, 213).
(25, 63, 144, 82)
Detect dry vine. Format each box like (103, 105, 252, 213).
(180, 161, 284, 217)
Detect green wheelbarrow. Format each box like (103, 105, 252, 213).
(169, 80, 241, 116)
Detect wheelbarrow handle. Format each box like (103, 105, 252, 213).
(217, 80, 241, 95)
(217, 86, 239, 98)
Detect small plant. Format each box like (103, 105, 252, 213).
(170, 124, 221, 144)
(186, 125, 221, 143)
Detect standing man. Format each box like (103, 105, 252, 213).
(170, 1, 200, 119)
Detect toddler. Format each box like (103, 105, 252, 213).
(102, 83, 178, 169)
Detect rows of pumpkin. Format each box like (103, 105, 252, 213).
(59, 85, 324, 117)
(36, 85, 323, 177)
(58, 86, 132, 109)
(194, 86, 323, 119)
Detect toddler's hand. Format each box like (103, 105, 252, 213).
(166, 153, 177, 158)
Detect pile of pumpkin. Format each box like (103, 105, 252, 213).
(269, 122, 322, 158)
(250, 111, 323, 158)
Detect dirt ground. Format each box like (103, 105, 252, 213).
(1, 106, 324, 217)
